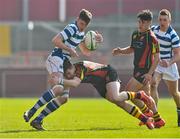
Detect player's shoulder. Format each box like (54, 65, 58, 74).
(168, 26, 179, 36)
(132, 30, 138, 35)
(151, 25, 160, 31)
(69, 22, 78, 28)
(149, 30, 158, 43)
(65, 21, 78, 32)
(131, 30, 138, 39)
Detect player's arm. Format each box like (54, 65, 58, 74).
(143, 37, 160, 84)
(143, 52, 160, 85)
(63, 77, 81, 88)
(170, 32, 180, 64)
(169, 47, 180, 65)
(160, 33, 180, 67)
(52, 26, 79, 57)
(79, 41, 92, 56)
(112, 31, 136, 56)
(148, 52, 160, 75)
(52, 34, 70, 51)
(112, 46, 134, 56)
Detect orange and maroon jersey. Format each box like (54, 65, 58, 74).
(74, 61, 120, 98)
(130, 30, 159, 70)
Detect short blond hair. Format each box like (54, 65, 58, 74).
(79, 9, 92, 24)
(159, 9, 171, 20)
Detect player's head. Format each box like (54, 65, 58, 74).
(76, 9, 92, 32)
(63, 59, 76, 79)
(137, 9, 153, 32)
(158, 9, 171, 29)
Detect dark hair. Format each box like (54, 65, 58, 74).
(159, 9, 171, 20)
(63, 58, 74, 73)
(137, 9, 153, 21)
(79, 9, 92, 25)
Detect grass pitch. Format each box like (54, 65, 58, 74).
(0, 98, 180, 138)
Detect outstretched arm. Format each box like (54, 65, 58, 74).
(112, 46, 134, 56)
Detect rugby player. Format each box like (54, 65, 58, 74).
(151, 9, 180, 127)
(112, 9, 165, 128)
(23, 9, 103, 125)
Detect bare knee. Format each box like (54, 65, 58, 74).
(52, 85, 64, 97)
(107, 95, 124, 105)
(108, 93, 119, 102)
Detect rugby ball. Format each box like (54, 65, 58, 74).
(84, 30, 98, 51)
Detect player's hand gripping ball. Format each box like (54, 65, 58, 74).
(85, 30, 101, 51)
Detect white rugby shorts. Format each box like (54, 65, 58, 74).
(155, 63, 180, 81)
(46, 55, 64, 74)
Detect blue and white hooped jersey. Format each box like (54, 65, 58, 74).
(151, 25, 180, 60)
(51, 21, 85, 59)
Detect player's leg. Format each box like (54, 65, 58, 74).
(150, 72, 162, 105)
(23, 72, 64, 122)
(126, 77, 165, 127)
(164, 80, 180, 108)
(30, 89, 69, 130)
(141, 83, 165, 128)
(105, 81, 154, 129)
(141, 83, 157, 112)
(105, 81, 153, 108)
(126, 77, 152, 116)
(24, 56, 64, 122)
(164, 79, 180, 127)
(137, 80, 165, 128)
(105, 81, 153, 112)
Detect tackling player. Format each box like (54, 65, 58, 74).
(28, 60, 155, 130)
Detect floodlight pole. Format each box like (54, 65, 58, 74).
(59, 0, 66, 22)
(22, 0, 33, 53)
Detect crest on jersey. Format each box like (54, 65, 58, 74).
(140, 36, 145, 41)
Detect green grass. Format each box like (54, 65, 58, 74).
(0, 98, 180, 138)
